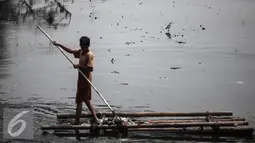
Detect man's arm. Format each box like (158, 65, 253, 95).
(53, 41, 75, 54)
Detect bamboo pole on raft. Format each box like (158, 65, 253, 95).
(57, 111, 233, 119)
(41, 121, 247, 130)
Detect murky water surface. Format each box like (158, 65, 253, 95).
(0, 0, 255, 142)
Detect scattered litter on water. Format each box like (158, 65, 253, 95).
(200, 25, 206, 30)
(120, 83, 129, 85)
(125, 42, 135, 45)
(111, 71, 120, 74)
(111, 58, 115, 64)
(165, 32, 171, 39)
(176, 41, 186, 44)
(170, 67, 181, 70)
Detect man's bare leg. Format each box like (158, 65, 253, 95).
(74, 102, 82, 125)
(85, 100, 100, 124)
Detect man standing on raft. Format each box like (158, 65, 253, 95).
(53, 36, 100, 125)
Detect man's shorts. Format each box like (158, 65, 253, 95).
(76, 87, 91, 103)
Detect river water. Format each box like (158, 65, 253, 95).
(0, 0, 255, 142)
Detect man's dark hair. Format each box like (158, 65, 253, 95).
(79, 36, 90, 47)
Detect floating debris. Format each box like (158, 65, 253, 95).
(200, 25, 206, 30)
(111, 71, 120, 74)
(170, 67, 181, 70)
(125, 42, 135, 45)
(165, 22, 173, 30)
(108, 48, 111, 52)
(176, 41, 186, 44)
(139, 2, 143, 5)
(165, 22, 173, 39)
(111, 58, 115, 64)
(125, 54, 131, 56)
(165, 33, 171, 39)
(120, 83, 129, 85)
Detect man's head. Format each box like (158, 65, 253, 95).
(79, 36, 90, 49)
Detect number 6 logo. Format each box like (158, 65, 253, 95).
(7, 111, 30, 137)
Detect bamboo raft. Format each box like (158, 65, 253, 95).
(41, 111, 254, 139)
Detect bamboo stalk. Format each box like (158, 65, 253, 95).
(57, 117, 245, 124)
(135, 116, 245, 121)
(46, 126, 254, 138)
(140, 121, 248, 126)
(135, 118, 246, 124)
(128, 126, 254, 135)
(41, 121, 245, 130)
(57, 112, 233, 119)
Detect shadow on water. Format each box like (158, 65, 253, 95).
(0, 1, 12, 80)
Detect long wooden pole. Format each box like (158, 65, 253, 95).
(128, 126, 254, 136)
(57, 117, 245, 125)
(57, 111, 233, 119)
(135, 117, 245, 122)
(51, 126, 253, 138)
(37, 25, 115, 116)
(41, 121, 245, 130)
(135, 119, 247, 124)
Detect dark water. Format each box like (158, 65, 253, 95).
(0, 0, 255, 142)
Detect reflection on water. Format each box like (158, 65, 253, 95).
(0, 24, 11, 80)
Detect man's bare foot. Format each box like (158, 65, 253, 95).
(91, 118, 101, 125)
